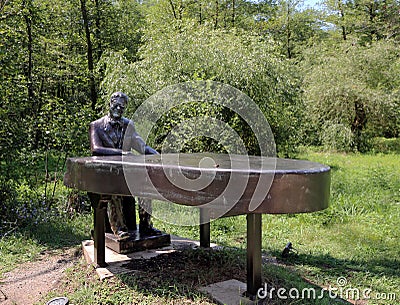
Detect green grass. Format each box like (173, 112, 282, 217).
(1, 150, 399, 304)
(0, 214, 92, 277)
(0, 233, 45, 275)
(140, 152, 400, 304)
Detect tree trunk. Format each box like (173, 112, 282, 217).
(214, 0, 219, 29)
(198, 1, 202, 24)
(169, 0, 177, 19)
(22, 0, 34, 103)
(22, 0, 42, 148)
(94, 0, 103, 61)
(232, 0, 235, 27)
(338, 0, 347, 41)
(351, 101, 367, 150)
(286, 2, 292, 59)
(80, 0, 97, 110)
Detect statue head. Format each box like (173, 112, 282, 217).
(109, 92, 128, 120)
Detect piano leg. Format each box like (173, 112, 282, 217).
(199, 208, 210, 248)
(88, 193, 108, 267)
(246, 213, 262, 298)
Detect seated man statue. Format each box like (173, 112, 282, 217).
(89, 91, 160, 239)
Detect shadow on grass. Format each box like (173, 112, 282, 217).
(114, 247, 351, 305)
(23, 218, 90, 249)
(117, 247, 246, 302)
(276, 251, 400, 279)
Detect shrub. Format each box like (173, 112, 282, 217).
(371, 137, 400, 154)
(320, 122, 354, 152)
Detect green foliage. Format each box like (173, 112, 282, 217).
(320, 122, 354, 151)
(0, 151, 90, 237)
(91, 0, 144, 62)
(1, 0, 93, 158)
(302, 40, 400, 151)
(100, 23, 303, 156)
(141, 0, 269, 32)
(0, 232, 45, 276)
(0, 0, 145, 160)
(0, 213, 91, 278)
(371, 137, 400, 153)
(31, 98, 95, 153)
(322, 0, 400, 43)
(260, 0, 327, 58)
(1, 0, 397, 164)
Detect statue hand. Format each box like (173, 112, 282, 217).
(144, 146, 159, 155)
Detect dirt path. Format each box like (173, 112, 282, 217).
(0, 248, 80, 305)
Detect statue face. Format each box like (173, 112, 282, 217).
(109, 97, 126, 120)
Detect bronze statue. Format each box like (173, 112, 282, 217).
(89, 92, 160, 239)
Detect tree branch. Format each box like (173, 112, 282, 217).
(0, 0, 9, 12)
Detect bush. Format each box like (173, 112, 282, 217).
(320, 122, 354, 152)
(302, 41, 400, 150)
(371, 137, 400, 153)
(0, 179, 56, 236)
(0, 150, 91, 237)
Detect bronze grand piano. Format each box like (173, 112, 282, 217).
(64, 153, 330, 296)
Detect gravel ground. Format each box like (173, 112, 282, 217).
(0, 248, 80, 305)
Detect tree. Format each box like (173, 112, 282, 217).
(302, 40, 400, 150)
(141, 0, 277, 31)
(0, 0, 29, 163)
(322, 0, 400, 43)
(0, 0, 95, 157)
(1, 0, 147, 156)
(100, 23, 303, 156)
(259, 0, 325, 58)
(79, 0, 97, 110)
(101, 0, 144, 61)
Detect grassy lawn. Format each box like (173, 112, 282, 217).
(1, 151, 399, 304)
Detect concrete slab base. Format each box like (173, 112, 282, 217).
(200, 279, 258, 305)
(82, 235, 217, 280)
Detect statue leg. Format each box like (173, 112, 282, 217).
(107, 195, 129, 239)
(138, 198, 161, 235)
(122, 196, 136, 231)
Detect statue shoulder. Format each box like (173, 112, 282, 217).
(121, 117, 134, 127)
(90, 116, 107, 127)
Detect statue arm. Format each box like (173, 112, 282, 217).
(126, 121, 159, 155)
(89, 122, 123, 156)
